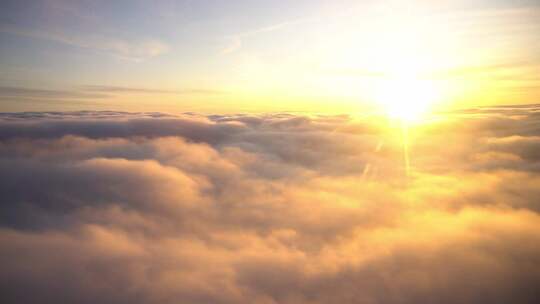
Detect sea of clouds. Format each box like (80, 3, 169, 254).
(1, 106, 540, 303)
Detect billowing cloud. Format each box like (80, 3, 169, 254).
(1, 107, 540, 303)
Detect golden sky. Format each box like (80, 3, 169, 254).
(1, 0, 539, 113)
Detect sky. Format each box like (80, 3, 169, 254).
(1, 0, 539, 113)
(2, 2, 540, 303)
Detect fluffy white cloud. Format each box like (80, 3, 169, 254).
(1, 108, 540, 303)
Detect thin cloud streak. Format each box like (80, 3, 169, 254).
(221, 18, 312, 54)
(82, 85, 224, 95)
(0, 26, 170, 61)
(0, 85, 224, 105)
(0, 86, 109, 99)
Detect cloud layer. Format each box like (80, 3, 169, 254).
(1, 108, 540, 303)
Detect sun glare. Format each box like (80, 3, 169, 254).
(375, 77, 439, 121)
(369, 55, 441, 121)
(365, 18, 444, 122)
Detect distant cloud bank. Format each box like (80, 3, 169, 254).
(1, 107, 540, 303)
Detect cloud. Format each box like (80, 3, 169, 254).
(1, 107, 540, 303)
(0, 1, 170, 61)
(221, 18, 310, 54)
(0, 85, 223, 105)
(0, 86, 109, 99)
(82, 85, 224, 95)
(0, 26, 170, 61)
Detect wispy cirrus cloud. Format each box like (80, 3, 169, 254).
(0, 0, 171, 61)
(221, 18, 310, 54)
(0, 26, 170, 61)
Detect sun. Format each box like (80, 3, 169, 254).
(375, 77, 439, 121)
(364, 23, 443, 121)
